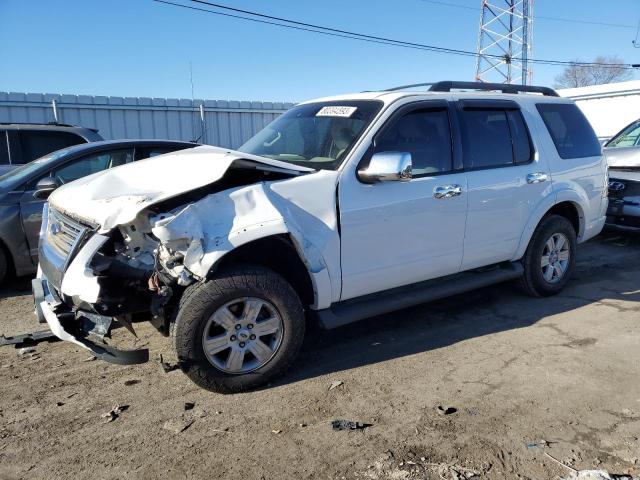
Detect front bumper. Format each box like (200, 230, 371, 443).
(33, 276, 149, 365)
(605, 198, 640, 232)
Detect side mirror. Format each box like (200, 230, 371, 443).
(33, 177, 60, 200)
(358, 152, 412, 183)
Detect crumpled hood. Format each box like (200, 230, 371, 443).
(48, 145, 312, 232)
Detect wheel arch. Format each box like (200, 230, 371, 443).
(513, 193, 585, 261)
(206, 233, 332, 310)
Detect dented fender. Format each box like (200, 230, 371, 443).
(150, 170, 342, 309)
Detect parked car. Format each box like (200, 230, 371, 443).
(0, 139, 198, 284)
(603, 119, 640, 231)
(0, 123, 103, 174)
(33, 81, 607, 393)
(606, 167, 640, 232)
(603, 118, 640, 167)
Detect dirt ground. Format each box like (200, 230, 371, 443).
(0, 233, 639, 480)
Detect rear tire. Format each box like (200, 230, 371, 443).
(519, 214, 576, 297)
(172, 265, 305, 393)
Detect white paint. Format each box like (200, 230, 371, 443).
(48, 145, 312, 231)
(40, 300, 93, 351)
(150, 170, 341, 308)
(60, 234, 109, 303)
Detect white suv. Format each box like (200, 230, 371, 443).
(33, 81, 608, 392)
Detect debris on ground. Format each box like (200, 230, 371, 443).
(0, 330, 57, 347)
(436, 405, 458, 415)
(364, 454, 488, 480)
(328, 380, 344, 391)
(159, 354, 179, 373)
(423, 461, 484, 479)
(83, 356, 96, 362)
(271, 429, 282, 434)
(100, 404, 129, 423)
(163, 417, 195, 434)
(331, 420, 372, 431)
(184, 402, 195, 411)
(123, 379, 141, 386)
(526, 439, 553, 449)
(18, 347, 36, 356)
(563, 471, 639, 480)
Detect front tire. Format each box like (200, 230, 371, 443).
(519, 214, 576, 297)
(172, 265, 305, 393)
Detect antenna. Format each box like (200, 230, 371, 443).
(475, 0, 535, 84)
(51, 99, 59, 123)
(189, 60, 196, 142)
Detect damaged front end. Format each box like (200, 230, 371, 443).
(34, 150, 318, 365)
(34, 200, 207, 364)
(34, 205, 152, 364)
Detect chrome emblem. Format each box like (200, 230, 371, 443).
(49, 221, 62, 236)
(608, 181, 626, 192)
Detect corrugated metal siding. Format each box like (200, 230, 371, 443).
(0, 92, 294, 149)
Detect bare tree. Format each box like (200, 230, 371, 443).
(554, 56, 633, 88)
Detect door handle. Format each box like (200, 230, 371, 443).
(526, 172, 548, 184)
(434, 184, 463, 199)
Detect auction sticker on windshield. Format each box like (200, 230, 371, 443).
(316, 106, 357, 117)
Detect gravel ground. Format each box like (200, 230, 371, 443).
(0, 233, 639, 480)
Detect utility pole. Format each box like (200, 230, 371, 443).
(475, 0, 534, 85)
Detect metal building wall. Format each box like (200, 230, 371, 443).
(0, 92, 294, 149)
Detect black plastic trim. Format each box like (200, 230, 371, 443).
(428, 81, 559, 97)
(315, 262, 524, 329)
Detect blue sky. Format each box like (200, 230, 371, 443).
(0, 0, 638, 102)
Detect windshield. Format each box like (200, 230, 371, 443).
(0, 148, 72, 188)
(238, 100, 383, 170)
(606, 120, 640, 148)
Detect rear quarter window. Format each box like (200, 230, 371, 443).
(536, 103, 601, 159)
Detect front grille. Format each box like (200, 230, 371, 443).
(609, 177, 640, 200)
(46, 207, 87, 258)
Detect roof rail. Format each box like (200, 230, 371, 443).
(383, 81, 559, 97)
(384, 82, 435, 92)
(429, 81, 559, 97)
(0, 121, 99, 132)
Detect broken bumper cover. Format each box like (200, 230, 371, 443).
(32, 277, 149, 365)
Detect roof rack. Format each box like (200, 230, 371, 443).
(385, 81, 559, 97)
(0, 121, 99, 133)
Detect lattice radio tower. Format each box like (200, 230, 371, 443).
(475, 0, 534, 84)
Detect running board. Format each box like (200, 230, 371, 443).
(315, 262, 524, 329)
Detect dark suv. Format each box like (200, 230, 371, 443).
(0, 123, 103, 174)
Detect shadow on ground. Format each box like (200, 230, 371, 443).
(279, 232, 640, 386)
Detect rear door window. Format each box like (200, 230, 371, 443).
(460, 109, 515, 168)
(536, 103, 601, 159)
(507, 110, 532, 164)
(19, 131, 86, 163)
